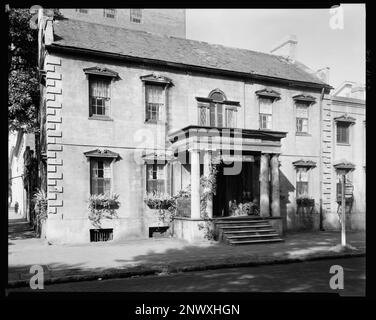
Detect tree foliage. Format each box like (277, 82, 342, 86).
(8, 8, 39, 133)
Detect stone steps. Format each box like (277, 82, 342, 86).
(214, 216, 283, 245)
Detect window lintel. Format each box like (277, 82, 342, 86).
(293, 159, 316, 169)
(256, 88, 281, 101)
(84, 66, 119, 79)
(84, 149, 119, 159)
(140, 74, 173, 86)
(334, 114, 356, 125)
(293, 94, 316, 104)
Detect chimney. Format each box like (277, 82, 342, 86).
(315, 67, 330, 84)
(270, 34, 298, 61)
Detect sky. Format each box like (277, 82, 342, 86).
(186, 5, 365, 89)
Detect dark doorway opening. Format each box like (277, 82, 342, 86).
(213, 156, 260, 217)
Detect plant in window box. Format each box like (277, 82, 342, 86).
(296, 196, 315, 216)
(144, 192, 177, 224)
(88, 193, 120, 228)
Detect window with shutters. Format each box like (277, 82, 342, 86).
(259, 97, 273, 130)
(225, 107, 236, 128)
(146, 163, 165, 193)
(130, 9, 142, 23)
(145, 84, 164, 122)
(90, 158, 112, 195)
(76, 9, 88, 14)
(197, 90, 237, 128)
(104, 9, 116, 19)
(336, 122, 350, 144)
(296, 167, 309, 197)
(89, 76, 111, 117)
(296, 103, 309, 133)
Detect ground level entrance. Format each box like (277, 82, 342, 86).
(213, 157, 260, 217)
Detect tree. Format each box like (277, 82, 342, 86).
(8, 8, 39, 133)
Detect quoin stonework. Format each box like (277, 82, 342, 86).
(9, 9, 365, 244)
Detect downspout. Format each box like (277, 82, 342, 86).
(319, 87, 325, 231)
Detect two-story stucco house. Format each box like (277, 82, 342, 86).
(36, 9, 334, 244)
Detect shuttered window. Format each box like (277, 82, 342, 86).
(336, 122, 350, 144)
(130, 9, 142, 23)
(146, 163, 166, 193)
(104, 9, 116, 18)
(89, 77, 111, 117)
(90, 159, 112, 195)
(145, 84, 164, 122)
(259, 97, 273, 130)
(296, 168, 309, 197)
(296, 104, 309, 133)
(225, 108, 236, 128)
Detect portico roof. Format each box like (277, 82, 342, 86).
(168, 125, 287, 154)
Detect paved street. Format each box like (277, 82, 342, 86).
(9, 257, 365, 296)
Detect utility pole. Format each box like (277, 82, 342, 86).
(334, 161, 355, 247)
(340, 173, 346, 246)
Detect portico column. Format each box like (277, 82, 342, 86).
(190, 149, 201, 219)
(203, 151, 213, 219)
(271, 154, 281, 217)
(260, 153, 270, 217)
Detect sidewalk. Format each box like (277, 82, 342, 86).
(8, 218, 365, 288)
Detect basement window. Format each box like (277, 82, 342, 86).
(149, 226, 169, 238)
(90, 229, 113, 242)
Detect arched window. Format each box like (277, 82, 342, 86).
(209, 90, 226, 102)
(197, 89, 238, 128)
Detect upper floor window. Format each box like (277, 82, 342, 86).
(336, 122, 350, 144)
(197, 90, 237, 128)
(130, 9, 142, 23)
(296, 102, 309, 133)
(89, 77, 111, 117)
(84, 66, 119, 119)
(334, 115, 356, 145)
(90, 158, 112, 195)
(145, 84, 164, 122)
(104, 9, 116, 19)
(146, 163, 166, 193)
(76, 9, 88, 14)
(259, 97, 273, 130)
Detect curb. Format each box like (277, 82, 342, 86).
(7, 249, 365, 289)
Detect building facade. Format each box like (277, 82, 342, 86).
(321, 84, 366, 231)
(35, 9, 365, 244)
(9, 131, 36, 220)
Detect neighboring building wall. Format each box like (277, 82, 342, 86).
(42, 47, 324, 243)
(9, 132, 35, 219)
(59, 9, 186, 38)
(322, 95, 365, 230)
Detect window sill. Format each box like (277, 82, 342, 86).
(336, 143, 351, 146)
(88, 115, 113, 121)
(145, 120, 166, 125)
(296, 132, 311, 136)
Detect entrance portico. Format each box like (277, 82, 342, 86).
(168, 126, 287, 242)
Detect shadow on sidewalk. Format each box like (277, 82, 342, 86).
(8, 219, 36, 241)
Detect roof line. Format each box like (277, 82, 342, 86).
(46, 43, 332, 91)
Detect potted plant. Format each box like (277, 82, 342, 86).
(32, 189, 48, 237)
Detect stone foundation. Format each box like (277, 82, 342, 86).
(173, 217, 213, 242)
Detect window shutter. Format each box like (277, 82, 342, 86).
(259, 98, 273, 114)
